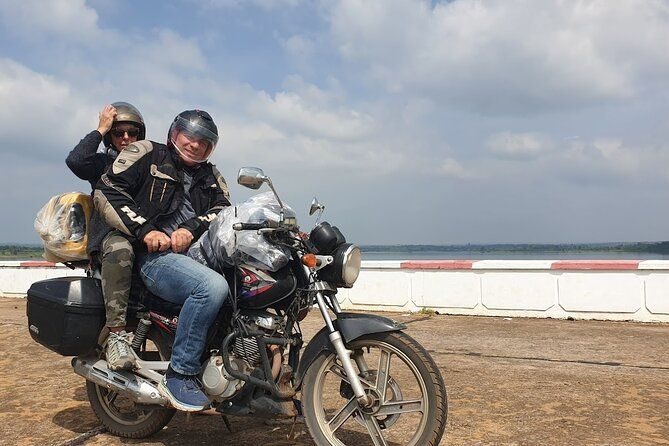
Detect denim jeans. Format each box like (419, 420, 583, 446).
(137, 251, 228, 375)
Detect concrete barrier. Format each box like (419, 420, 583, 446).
(2, 260, 668, 322)
(336, 260, 669, 323)
(0, 261, 83, 298)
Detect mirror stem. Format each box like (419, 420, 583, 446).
(265, 177, 284, 209)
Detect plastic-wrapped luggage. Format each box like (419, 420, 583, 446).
(188, 191, 291, 272)
(34, 192, 93, 263)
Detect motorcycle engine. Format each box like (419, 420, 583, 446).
(202, 355, 247, 400)
(202, 312, 286, 400)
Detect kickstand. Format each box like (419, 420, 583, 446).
(287, 416, 297, 439)
(221, 415, 233, 433)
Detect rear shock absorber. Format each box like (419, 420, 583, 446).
(131, 317, 152, 352)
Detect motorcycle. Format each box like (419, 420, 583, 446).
(27, 167, 448, 445)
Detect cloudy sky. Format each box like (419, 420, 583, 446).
(1, 0, 669, 244)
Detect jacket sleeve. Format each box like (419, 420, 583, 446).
(178, 165, 231, 239)
(93, 141, 158, 241)
(66, 131, 105, 181)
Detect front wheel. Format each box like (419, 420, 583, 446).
(302, 331, 447, 446)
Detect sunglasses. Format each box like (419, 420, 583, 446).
(111, 128, 140, 138)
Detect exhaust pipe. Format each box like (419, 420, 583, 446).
(72, 356, 168, 406)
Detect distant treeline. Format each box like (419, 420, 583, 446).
(0, 244, 43, 259)
(360, 242, 669, 254)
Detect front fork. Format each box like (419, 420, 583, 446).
(314, 288, 373, 407)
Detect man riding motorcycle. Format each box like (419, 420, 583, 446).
(94, 109, 232, 411)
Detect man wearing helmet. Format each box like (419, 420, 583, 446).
(94, 110, 231, 412)
(66, 102, 146, 371)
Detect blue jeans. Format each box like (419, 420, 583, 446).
(138, 251, 228, 375)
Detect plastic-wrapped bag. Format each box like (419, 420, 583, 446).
(34, 192, 93, 263)
(188, 191, 291, 272)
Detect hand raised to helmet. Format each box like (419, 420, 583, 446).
(96, 104, 117, 136)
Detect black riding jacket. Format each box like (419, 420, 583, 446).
(94, 140, 230, 243)
(66, 130, 116, 190)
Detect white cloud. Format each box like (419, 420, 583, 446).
(217, 116, 405, 173)
(478, 135, 666, 185)
(280, 35, 316, 59)
(591, 138, 641, 174)
(249, 88, 375, 141)
(281, 75, 345, 104)
(325, 0, 669, 114)
(0, 58, 94, 153)
(198, 0, 301, 9)
(436, 157, 474, 179)
(487, 132, 552, 159)
(559, 137, 643, 178)
(0, 0, 102, 42)
(116, 30, 208, 95)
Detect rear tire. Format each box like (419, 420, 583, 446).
(86, 328, 176, 438)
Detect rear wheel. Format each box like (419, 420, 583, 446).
(302, 331, 447, 446)
(86, 328, 176, 438)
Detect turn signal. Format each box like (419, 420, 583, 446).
(301, 253, 317, 268)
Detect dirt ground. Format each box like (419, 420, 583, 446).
(0, 297, 668, 446)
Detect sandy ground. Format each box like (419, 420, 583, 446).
(0, 297, 668, 446)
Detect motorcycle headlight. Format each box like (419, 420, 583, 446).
(318, 243, 362, 288)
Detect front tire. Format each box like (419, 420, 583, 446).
(86, 328, 176, 438)
(302, 331, 447, 446)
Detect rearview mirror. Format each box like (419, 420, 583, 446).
(237, 167, 266, 190)
(309, 197, 325, 216)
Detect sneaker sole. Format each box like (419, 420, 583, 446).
(107, 359, 136, 371)
(158, 380, 208, 412)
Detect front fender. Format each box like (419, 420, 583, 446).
(295, 312, 406, 387)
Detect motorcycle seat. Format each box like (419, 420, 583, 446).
(128, 274, 183, 317)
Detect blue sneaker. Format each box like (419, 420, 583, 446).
(159, 368, 210, 412)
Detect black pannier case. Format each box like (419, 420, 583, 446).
(27, 277, 105, 356)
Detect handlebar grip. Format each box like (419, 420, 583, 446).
(232, 222, 267, 231)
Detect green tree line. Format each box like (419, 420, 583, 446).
(0, 245, 43, 259)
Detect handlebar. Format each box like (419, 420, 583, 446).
(232, 222, 269, 231)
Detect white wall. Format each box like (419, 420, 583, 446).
(3, 260, 668, 322)
(336, 260, 669, 323)
(0, 262, 83, 298)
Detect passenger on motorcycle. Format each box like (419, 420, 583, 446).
(66, 102, 146, 371)
(94, 109, 231, 412)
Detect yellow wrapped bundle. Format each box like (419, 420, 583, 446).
(34, 192, 93, 263)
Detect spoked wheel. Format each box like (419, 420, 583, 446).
(86, 329, 176, 438)
(302, 331, 447, 446)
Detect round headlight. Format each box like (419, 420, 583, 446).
(341, 244, 362, 287)
(318, 243, 362, 288)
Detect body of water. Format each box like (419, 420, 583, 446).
(360, 250, 669, 260)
